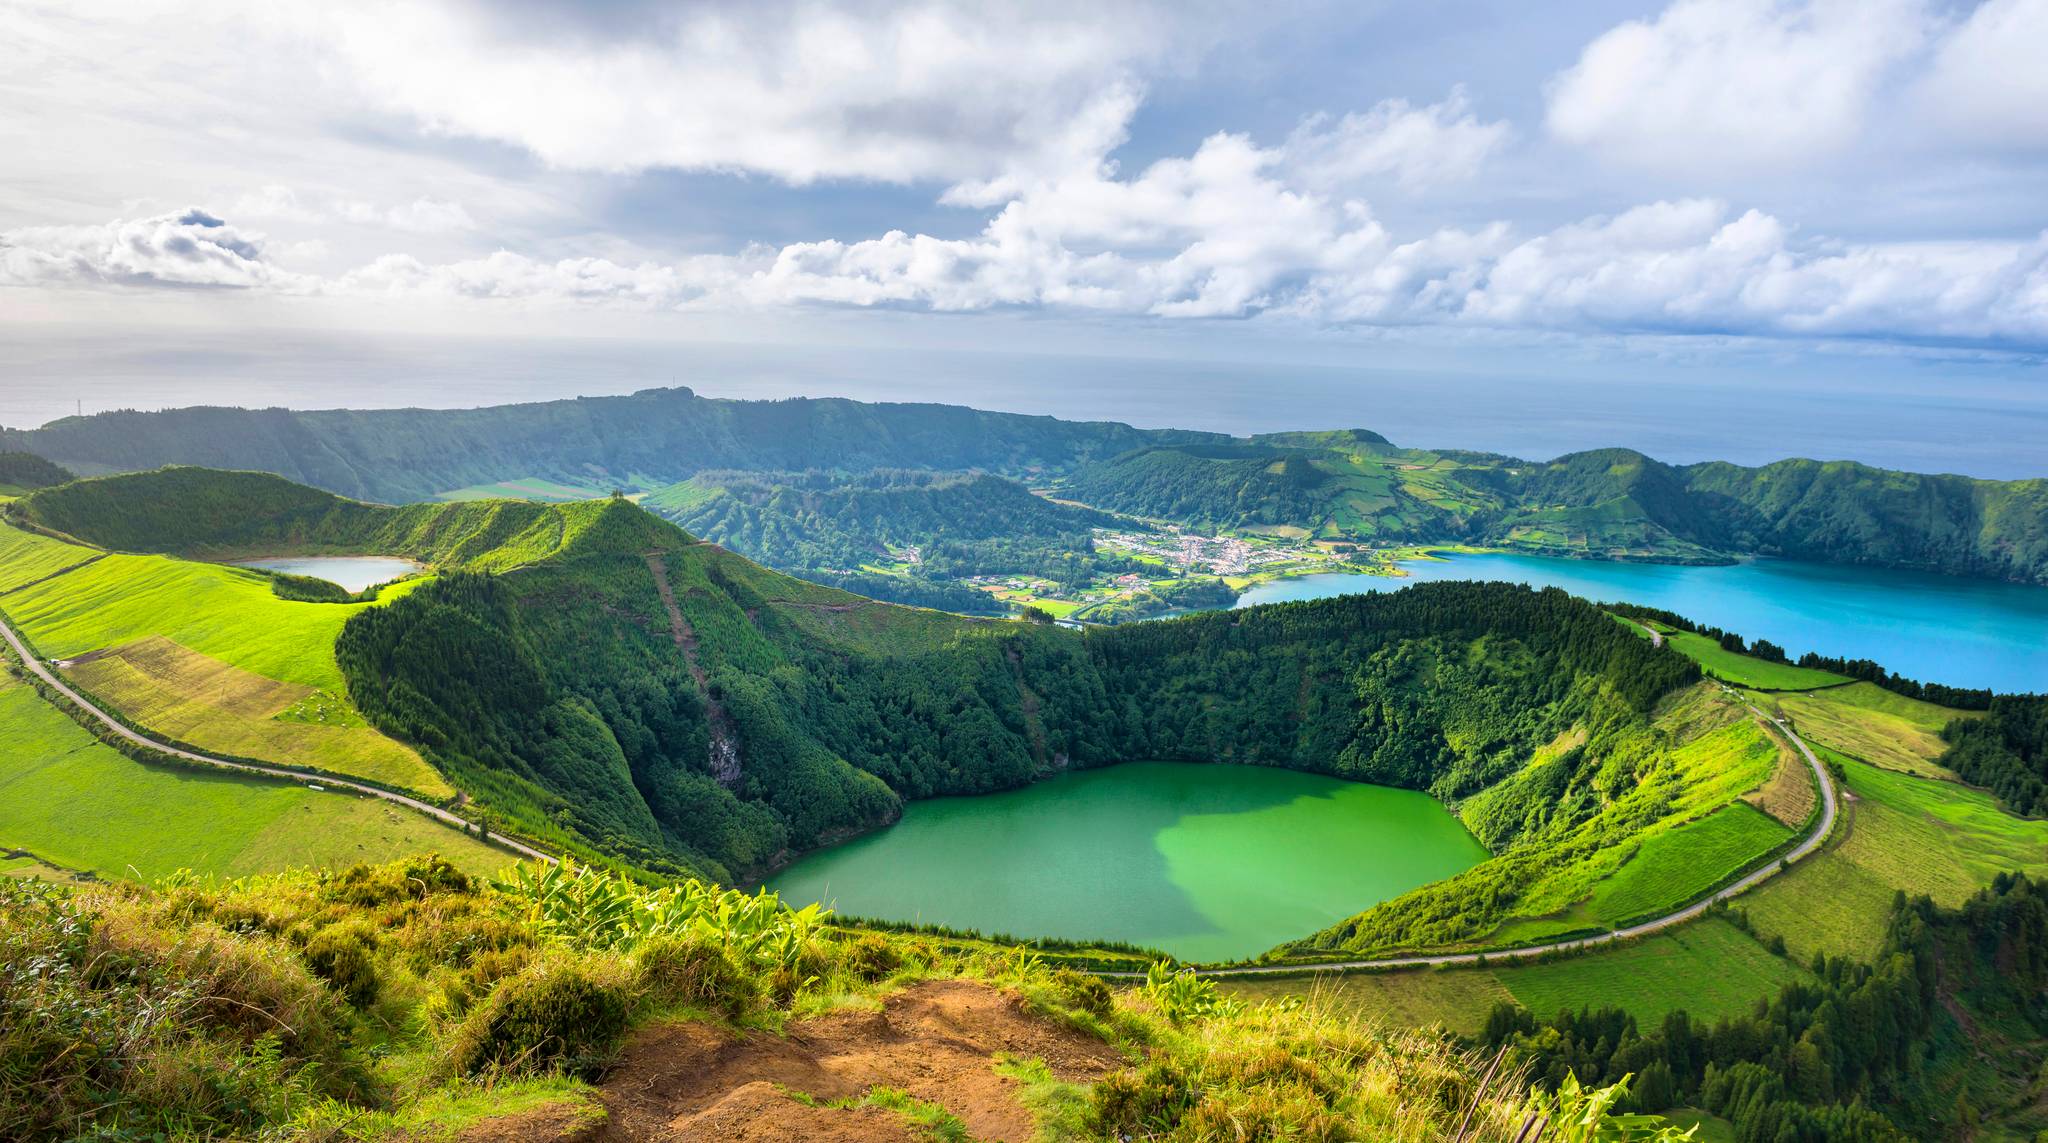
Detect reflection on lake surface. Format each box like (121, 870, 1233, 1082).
(1235, 552, 2048, 693)
(234, 556, 423, 594)
(768, 761, 1487, 962)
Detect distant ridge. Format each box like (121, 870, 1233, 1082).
(0, 387, 1218, 504)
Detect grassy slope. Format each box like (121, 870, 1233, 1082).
(1768, 681, 1967, 778)
(1741, 749, 2048, 961)
(0, 521, 447, 793)
(0, 676, 506, 880)
(1661, 631, 1849, 690)
(1581, 804, 1792, 927)
(0, 522, 97, 591)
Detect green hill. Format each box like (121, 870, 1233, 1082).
(0, 451, 72, 496)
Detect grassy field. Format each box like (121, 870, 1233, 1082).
(1662, 631, 1849, 690)
(1767, 681, 1964, 778)
(1, 523, 447, 791)
(1246, 916, 1808, 1034)
(1660, 1110, 1737, 1142)
(63, 635, 447, 795)
(1222, 967, 1515, 1037)
(0, 521, 97, 591)
(0, 675, 507, 882)
(1741, 750, 2048, 961)
(1500, 917, 1810, 1026)
(4, 549, 426, 692)
(1583, 804, 1792, 927)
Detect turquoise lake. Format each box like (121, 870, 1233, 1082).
(1236, 553, 2048, 694)
(768, 762, 1488, 962)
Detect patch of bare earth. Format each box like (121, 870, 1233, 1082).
(598, 978, 1121, 1142)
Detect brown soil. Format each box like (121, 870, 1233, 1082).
(596, 978, 1122, 1142)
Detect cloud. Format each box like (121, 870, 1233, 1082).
(233, 186, 477, 233)
(296, 1, 1196, 192)
(1284, 89, 1511, 191)
(1916, 0, 2048, 148)
(1545, 0, 1930, 171)
(0, 209, 302, 290)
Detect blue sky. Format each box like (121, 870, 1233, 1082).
(1, 0, 2045, 437)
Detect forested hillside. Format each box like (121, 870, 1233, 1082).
(0, 451, 72, 493)
(0, 387, 1214, 503)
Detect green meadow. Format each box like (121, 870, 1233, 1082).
(4, 548, 426, 693)
(1581, 803, 1792, 927)
(0, 676, 507, 881)
(1767, 681, 1966, 778)
(1662, 631, 1849, 690)
(0, 522, 96, 592)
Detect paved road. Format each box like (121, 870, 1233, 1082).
(0, 611, 554, 865)
(1125, 690, 1837, 978)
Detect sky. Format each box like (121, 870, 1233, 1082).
(2, 0, 2046, 461)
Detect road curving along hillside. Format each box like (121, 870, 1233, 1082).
(1129, 689, 1840, 978)
(0, 609, 554, 865)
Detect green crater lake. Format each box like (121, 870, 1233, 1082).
(768, 762, 1488, 962)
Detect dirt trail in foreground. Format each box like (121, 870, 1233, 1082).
(481, 979, 1123, 1142)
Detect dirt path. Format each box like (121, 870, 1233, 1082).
(1126, 688, 1838, 978)
(0, 610, 552, 864)
(594, 979, 1121, 1142)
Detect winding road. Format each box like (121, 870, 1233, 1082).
(1124, 688, 1839, 978)
(4, 595, 1833, 975)
(0, 611, 554, 865)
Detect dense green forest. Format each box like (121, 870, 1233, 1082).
(1939, 695, 2048, 816)
(1490, 875, 2048, 1140)
(0, 387, 1213, 503)
(0, 451, 72, 492)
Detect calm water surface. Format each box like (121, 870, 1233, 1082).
(1237, 554, 2048, 693)
(234, 556, 423, 593)
(768, 761, 1487, 962)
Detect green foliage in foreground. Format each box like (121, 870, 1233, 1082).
(0, 856, 1685, 1142)
(1492, 875, 2048, 1141)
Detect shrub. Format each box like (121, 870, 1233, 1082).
(446, 958, 631, 1077)
(304, 920, 380, 1007)
(326, 855, 471, 907)
(635, 936, 759, 1017)
(1050, 967, 1113, 1018)
(1090, 1060, 1200, 1137)
(837, 933, 904, 982)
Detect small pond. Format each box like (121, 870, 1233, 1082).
(234, 556, 424, 594)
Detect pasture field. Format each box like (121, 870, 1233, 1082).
(0, 676, 507, 881)
(1498, 918, 1811, 1026)
(63, 635, 447, 795)
(1221, 967, 1515, 1037)
(1662, 631, 1849, 690)
(1660, 1110, 1737, 1142)
(1766, 681, 1963, 778)
(1741, 749, 2048, 962)
(1279, 917, 1807, 1033)
(0, 521, 96, 591)
(4, 549, 426, 692)
(1582, 803, 1792, 927)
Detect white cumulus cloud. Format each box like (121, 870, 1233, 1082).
(1916, 0, 2048, 148)
(0, 209, 303, 290)
(1545, 0, 1930, 171)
